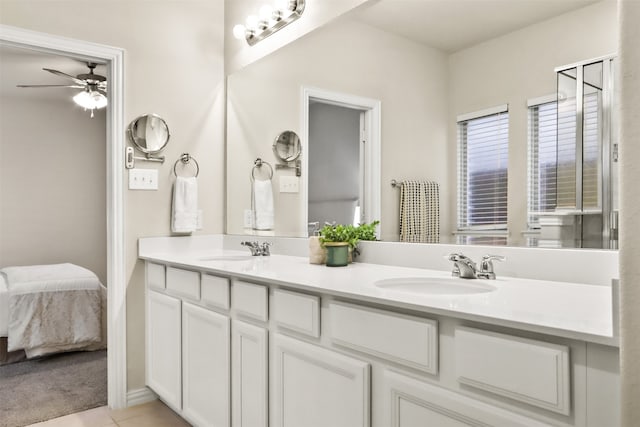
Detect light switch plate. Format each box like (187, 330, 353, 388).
(280, 176, 299, 193)
(129, 168, 158, 190)
(243, 209, 253, 228)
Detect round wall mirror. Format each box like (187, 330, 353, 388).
(129, 114, 170, 154)
(273, 130, 301, 162)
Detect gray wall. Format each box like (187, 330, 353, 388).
(0, 94, 107, 284)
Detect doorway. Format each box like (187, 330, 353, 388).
(308, 102, 365, 227)
(0, 24, 126, 409)
(301, 87, 381, 236)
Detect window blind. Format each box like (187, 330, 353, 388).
(527, 93, 601, 228)
(528, 101, 558, 227)
(457, 110, 509, 230)
(582, 91, 601, 209)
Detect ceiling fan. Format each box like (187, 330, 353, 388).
(17, 62, 108, 117)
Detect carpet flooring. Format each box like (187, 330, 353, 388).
(0, 350, 107, 427)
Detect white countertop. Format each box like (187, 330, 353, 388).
(139, 247, 617, 346)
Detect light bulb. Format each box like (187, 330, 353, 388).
(73, 90, 107, 111)
(274, 0, 289, 11)
(233, 24, 246, 40)
(245, 15, 259, 31)
(259, 4, 274, 21)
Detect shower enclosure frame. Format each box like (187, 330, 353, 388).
(554, 54, 617, 249)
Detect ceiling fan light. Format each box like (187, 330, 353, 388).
(73, 90, 108, 110)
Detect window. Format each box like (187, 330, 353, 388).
(457, 106, 509, 230)
(527, 99, 558, 228)
(527, 93, 601, 228)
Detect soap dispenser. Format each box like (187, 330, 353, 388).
(308, 224, 326, 264)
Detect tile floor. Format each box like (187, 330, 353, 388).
(26, 400, 190, 427)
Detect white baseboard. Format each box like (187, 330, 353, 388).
(126, 387, 157, 407)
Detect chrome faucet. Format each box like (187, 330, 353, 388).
(447, 253, 504, 279)
(241, 241, 272, 256)
(448, 253, 478, 279)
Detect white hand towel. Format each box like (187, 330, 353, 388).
(253, 178, 274, 230)
(172, 176, 198, 233)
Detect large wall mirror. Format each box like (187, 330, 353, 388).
(226, 0, 619, 249)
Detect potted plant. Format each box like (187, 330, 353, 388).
(319, 221, 379, 267)
(318, 223, 354, 267)
(352, 220, 380, 260)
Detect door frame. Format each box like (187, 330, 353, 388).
(0, 24, 127, 409)
(301, 86, 381, 235)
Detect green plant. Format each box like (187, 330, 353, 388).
(319, 224, 358, 248)
(319, 220, 380, 250)
(354, 220, 380, 242)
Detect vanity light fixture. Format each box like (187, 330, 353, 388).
(73, 87, 108, 118)
(233, 0, 305, 46)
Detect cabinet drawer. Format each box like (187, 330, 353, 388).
(166, 267, 200, 300)
(273, 289, 320, 337)
(329, 301, 438, 374)
(455, 326, 570, 415)
(201, 274, 230, 311)
(147, 262, 166, 290)
(233, 280, 268, 322)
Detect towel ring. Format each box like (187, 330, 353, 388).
(173, 153, 200, 177)
(252, 158, 273, 181)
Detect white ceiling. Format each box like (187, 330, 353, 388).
(355, 0, 601, 52)
(0, 45, 106, 102)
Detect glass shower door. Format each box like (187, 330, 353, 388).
(554, 56, 617, 248)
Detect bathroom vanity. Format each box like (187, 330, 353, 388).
(139, 236, 619, 427)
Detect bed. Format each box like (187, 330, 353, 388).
(0, 263, 106, 364)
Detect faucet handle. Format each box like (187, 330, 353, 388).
(478, 255, 505, 279)
(481, 254, 505, 264)
(260, 242, 272, 256)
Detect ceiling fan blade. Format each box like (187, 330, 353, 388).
(16, 84, 85, 88)
(42, 68, 86, 85)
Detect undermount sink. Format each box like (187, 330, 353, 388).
(374, 277, 497, 296)
(197, 255, 255, 262)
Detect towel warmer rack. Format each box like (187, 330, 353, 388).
(252, 158, 274, 181)
(173, 153, 200, 177)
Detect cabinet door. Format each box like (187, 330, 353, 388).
(146, 290, 182, 410)
(182, 302, 230, 427)
(382, 370, 548, 427)
(232, 320, 268, 427)
(273, 334, 370, 427)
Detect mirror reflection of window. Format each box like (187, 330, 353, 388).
(457, 108, 509, 232)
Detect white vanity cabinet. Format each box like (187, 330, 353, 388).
(273, 334, 371, 427)
(143, 260, 619, 427)
(146, 290, 182, 410)
(382, 370, 549, 427)
(145, 265, 231, 427)
(231, 320, 268, 427)
(182, 302, 230, 427)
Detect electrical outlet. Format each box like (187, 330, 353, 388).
(128, 168, 158, 190)
(243, 209, 253, 228)
(196, 210, 203, 230)
(280, 176, 299, 193)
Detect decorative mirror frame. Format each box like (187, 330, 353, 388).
(273, 130, 302, 176)
(127, 113, 170, 164)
